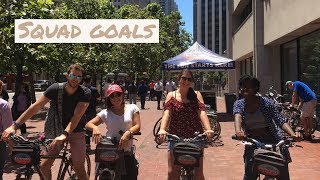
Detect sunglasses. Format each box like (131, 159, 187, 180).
(181, 76, 193, 82)
(69, 74, 82, 81)
(109, 92, 122, 98)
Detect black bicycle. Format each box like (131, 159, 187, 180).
(165, 132, 209, 180)
(9, 134, 91, 180)
(94, 130, 141, 180)
(232, 135, 302, 180)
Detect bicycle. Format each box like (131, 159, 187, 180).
(165, 132, 209, 180)
(9, 134, 91, 180)
(94, 130, 141, 180)
(231, 135, 302, 180)
(279, 102, 317, 137)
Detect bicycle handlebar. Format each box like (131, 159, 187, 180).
(231, 134, 299, 149)
(166, 132, 208, 143)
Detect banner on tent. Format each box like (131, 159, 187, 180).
(162, 61, 235, 70)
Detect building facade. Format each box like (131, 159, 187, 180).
(230, 0, 320, 100)
(193, 0, 228, 55)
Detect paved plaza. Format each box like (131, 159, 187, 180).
(3, 97, 320, 179)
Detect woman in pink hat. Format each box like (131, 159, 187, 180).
(85, 84, 141, 180)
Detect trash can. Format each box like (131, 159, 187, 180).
(224, 93, 237, 114)
(203, 96, 216, 110)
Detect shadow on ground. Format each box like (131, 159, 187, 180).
(216, 113, 233, 122)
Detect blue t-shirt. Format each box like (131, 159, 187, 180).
(293, 81, 317, 102)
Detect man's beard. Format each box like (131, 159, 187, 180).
(67, 80, 79, 89)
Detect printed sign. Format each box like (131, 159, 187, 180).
(15, 19, 159, 43)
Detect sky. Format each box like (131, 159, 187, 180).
(175, 0, 193, 37)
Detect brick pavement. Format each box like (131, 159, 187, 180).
(3, 97, 320, 179)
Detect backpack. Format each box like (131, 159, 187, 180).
(44, 83, 64, 139)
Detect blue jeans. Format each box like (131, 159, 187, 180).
(0, 141, 7, 180)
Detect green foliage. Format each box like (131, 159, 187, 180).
(0, 0, 192, 86)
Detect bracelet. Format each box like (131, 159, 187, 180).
(13, 122, 20, 129)
(61, 130, 69, 137)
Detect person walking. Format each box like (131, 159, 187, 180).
(286, 80, 317, 140)
(82, 75, 100, 151)
(2, 64, 91, 180)
(85, 84, 141, 180)
(137, 80, 148, 109)
(11, 83, 31, 137)
(158, 69, 213, 180)
(234, 75, 300, 180)
(128, 81, 137, 104)
(154, 79, 163, 110)
(0, 81, 13, 180)
(0, 81, 9, 102)
(149, 80, 155, 101)
(165, 79, 176, 93)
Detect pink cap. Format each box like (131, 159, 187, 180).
(107, 84, 123, 97)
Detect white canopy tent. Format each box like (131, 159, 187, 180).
(162, 41, 235, 71)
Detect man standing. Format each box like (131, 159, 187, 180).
(82, 75, 100, 151)
(128, 81, 137, 104)
(165, 79, 176, 93)
(149, 80, 155, 101)
(154, 79, 163, 110)
(286, 80, 317, 140)
(137, 80, 148, 109)
(2, 64, 91, 180)
(0, 82, 13, 180)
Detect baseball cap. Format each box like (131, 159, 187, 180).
(285, 81, 293, 90)
(107, 84, 123, 97)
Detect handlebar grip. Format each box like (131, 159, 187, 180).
(133, 132, 141, 135)
(231, 135, 238, 140)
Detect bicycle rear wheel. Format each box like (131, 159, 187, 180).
(207, 115, 221, 141)
(60, 154, 91, 180)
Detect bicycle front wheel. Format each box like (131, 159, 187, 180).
(153, 118, 162, 137)
(60, 154, 91, 180)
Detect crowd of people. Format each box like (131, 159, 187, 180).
(0, 65, 318, 180)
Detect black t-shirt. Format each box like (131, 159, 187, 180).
(85, 85, 100, 114)
(44, 83, 91, 132)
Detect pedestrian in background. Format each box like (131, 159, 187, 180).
(0, 81, 9, 102)
(83, 75, 100, 151)
(0, 81, 13, 180)
(137, 80, 148, 109)
(128, 81, 137, 104)
(154, 79, 163, 110)
(11, 83, 31, 137)
(149, 80, 155, 101)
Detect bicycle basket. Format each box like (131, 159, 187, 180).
(253, 149, 286, 177)
(173, 142, 203, 167)
(12, 143, 40, 165)
(95, 139, 121, 162)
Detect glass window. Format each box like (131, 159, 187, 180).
(281, 40, 298, 87)
(299, 30, 320, 95)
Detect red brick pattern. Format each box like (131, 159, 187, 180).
(3, 97, 320, 180)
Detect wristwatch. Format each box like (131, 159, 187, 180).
(62, 130, 69, 137)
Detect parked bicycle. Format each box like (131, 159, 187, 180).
(9, 134, 91, 180)
(280, 103, 317, 137)
(94, 130, 141, 180)
(232, 135, 302, 180)
(164, 132, 209, 180)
